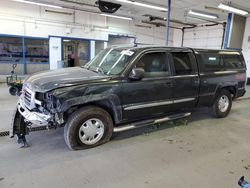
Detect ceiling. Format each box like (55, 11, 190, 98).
(37, 0, 250, 26)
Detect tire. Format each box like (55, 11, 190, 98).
(64, 106, 113, 150)
(9, 86, 19, 96)
(212, 89, 232, 118)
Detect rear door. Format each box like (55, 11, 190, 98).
(170, 49, 199, 111)
(122, 50, 174, 121)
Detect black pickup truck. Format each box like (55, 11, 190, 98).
(11, 46, 247, 149)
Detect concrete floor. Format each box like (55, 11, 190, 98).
(1, 84, 250, 188)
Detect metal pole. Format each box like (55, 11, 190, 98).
(181, 27, 185, 47)
(165, 0, 171, 46)
(22, 37, 26, 74)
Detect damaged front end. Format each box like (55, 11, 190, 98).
(10, 86, 64, 141)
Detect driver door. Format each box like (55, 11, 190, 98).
(121, 50, 174, 121)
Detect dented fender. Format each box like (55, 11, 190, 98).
(52, 81, 123, 123)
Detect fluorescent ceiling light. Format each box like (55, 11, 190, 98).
(218, 3, 248, 15)
(101, 13, 132, 20)
(188, 10, 218, 19)
(12, 0, 63, 9)
(114, 0, 167, 11)
(186, 15, 210, 22)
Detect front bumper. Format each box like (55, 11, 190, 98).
(17, 99, 51, 126)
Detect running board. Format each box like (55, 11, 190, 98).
(113, 112, 191, 133)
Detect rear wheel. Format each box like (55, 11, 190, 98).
(212, 89, 232, 118)
(64, 106, 113, 150)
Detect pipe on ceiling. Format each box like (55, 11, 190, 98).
(165, 0, 171, 46)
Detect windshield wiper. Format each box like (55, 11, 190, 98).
(87, 66, 106, 75)
(96, 67, 105, 75)
(81, 66, 88, 69)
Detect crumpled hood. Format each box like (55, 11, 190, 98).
(23, 67, 110, 92)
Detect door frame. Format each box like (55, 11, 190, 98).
(121, 49, 175, 121)
(61, 37, 91, 67)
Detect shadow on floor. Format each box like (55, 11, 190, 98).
(112, 107, 212, 141)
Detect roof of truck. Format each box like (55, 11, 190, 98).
(109, 45, 242, 53)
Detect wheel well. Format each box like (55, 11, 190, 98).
(89, 101, 116, 123)
(211, 86, 236, 106)
(64, 101, 118, 124)
(222, 86, 236, 99)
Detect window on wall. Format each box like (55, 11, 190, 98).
(63, 39, 90, 67)
(0, 37, 23, 64)
(77, 41, 89, 66)
(25, 39, 49, 64)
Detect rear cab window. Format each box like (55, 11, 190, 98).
(200, 53, 223, 71)
(222, 53, 245, 69)
(196, 50, 246, 72)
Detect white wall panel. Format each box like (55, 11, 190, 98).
(182, 25, 224, 49)
(0, 0, 169, 45)
(90, 41, 95, 60)
(173, 29, 182, 47)
(242, 17, 250, 78)
(49, 37, 62, 70)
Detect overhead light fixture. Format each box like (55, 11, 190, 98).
(186, 15, 220, 24)
(188, 10, 218, 19)
(114, 0, 167, 12)
(101, 13, 132, 20)
(45, 10, 72, 15)
(135, 24, 152, 29)
(12, 0, 63, 9)
(186, 15, 206, 21)
(218, 3, 248, 15)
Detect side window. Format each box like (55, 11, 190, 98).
(135, 52, 169, 78)
(199, 53, 224, 71)
(224, 54, 244, 69)
(172, 52, 193, 75)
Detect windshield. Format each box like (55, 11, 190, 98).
(84, 48, 135, 75)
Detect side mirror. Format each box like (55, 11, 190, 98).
(129, 68, 145, 80)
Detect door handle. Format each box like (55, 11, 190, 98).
(165, 81, 173, 87)
(194, 80, 200, 85)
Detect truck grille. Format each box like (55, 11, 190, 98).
(24, 89, 32, 107)
(22, 87, 35, 110)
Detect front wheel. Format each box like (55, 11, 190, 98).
(212, 89, 232, 118)
(64, 106, 113, 150)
